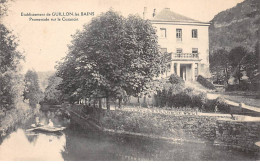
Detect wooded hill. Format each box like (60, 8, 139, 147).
(209, 0, 260, 54)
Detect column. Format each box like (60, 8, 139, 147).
(176, 63, 180, 77)
(191, 63, 194, 81)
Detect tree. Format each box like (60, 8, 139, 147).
(0, 23, 24, 112)
(209, 49, 231, 84)
(23, 70, 43, 108)
(228, 46, 249, 84)
(243, 42, 259, 84)
(57, 10, 164, 110)
(43, 75, 62, 105)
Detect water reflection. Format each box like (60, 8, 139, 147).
(0, 129, 66, 160)
(61, 129, 259, 161)
(0, 111, 259, 161)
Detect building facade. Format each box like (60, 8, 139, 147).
(145, 8, 211, 81)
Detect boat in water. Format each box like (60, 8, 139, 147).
(26, 125, 66, 133)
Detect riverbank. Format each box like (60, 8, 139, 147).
(64, 104, 260, 153)
(0, 102, 39, 137)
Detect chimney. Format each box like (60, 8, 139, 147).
(143, 7, 147, 19)
(153, 9, 157, 17)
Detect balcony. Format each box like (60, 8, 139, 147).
(172, 53, 199, 60)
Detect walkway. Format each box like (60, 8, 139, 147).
(185, 81, 260, 114)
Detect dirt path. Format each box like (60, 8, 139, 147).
(185, 81, 260, 113)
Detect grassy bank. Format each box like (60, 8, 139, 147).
(0, 102, 39, 136)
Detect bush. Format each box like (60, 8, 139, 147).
(215, 97, 230, 113)
(226, 80, 252, 91)
(203, 97, 230, 113)
(155, 85, 207, 109)
(169, 74, 184, 86)
(197, 75, 216, 90)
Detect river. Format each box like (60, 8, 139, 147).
(0, 111, 259, 161)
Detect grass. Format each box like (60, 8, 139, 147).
(220, 91, 260, 108)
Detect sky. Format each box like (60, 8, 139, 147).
(2, 0, 244, 73)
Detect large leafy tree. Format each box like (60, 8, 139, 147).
(23, 70, 43, 108)
(43, 75, 62, 105)
(0, 23, 24, 112)
(209, 49, 231, 85)
(228, 46, 249, 84)
(57, 10, 164, 109)
(243, 42, 259, 84)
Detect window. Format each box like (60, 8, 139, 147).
(160, 28, 166, 38)
(192, 48, 198, 54)
(192, 29, 198, 38)
(176, 29, 182, 40)
(176, 48, 183, 54)
(192, 48, 198, 58)
(176, 48, 182, 57)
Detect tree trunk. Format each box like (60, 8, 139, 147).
(106, 96, 110, 110)
(143, 96, 147, 107)
(137, 96, 141, 107)
(238, 65, 241, 84)
(99, 98, 102, 109)
(118, 98, 122, 109)
(93, 99, 96, 108)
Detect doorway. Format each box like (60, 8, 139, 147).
(180, 65, 186, 81)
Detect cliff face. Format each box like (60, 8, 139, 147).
(209, 0, 260, 54)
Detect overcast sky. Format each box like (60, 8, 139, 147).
(3, 0, 244, 73)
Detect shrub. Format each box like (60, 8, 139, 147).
(203, 97, 230, 113)
(197, 75, 216, 90)
(226, 80, 251, 91)
(203, 99, 215, 113)
(169, 74, 184, 86)
(155, 85, 207, 109)
(215, 97, 230, 113)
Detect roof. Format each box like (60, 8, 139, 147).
(151, 8, 200, 23)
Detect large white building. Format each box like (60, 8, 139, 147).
(144, 8, 211, 81)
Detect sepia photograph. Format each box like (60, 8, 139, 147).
(0, 0, 259, 161)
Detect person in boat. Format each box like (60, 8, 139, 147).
(48, 119, 54, 127)
(35, 117, 40, 126)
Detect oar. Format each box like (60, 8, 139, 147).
(26, 126, 41, 132)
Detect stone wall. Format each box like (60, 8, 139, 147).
(64, 103, 260, 152)
(99, 110, 231, 142)
(214, 117, 260, 152)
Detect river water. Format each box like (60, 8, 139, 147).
(0, 112, 259, 161)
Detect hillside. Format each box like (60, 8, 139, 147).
(209, 0, 260, 54)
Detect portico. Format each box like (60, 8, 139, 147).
(173, 62, 198, 81)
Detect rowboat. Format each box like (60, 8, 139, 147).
(26, 126, 66, 133)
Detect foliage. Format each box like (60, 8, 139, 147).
(42, 75, 62, 105)
(0, 23, 24, 112)
(169, 74, 184, 86)
(197, 75, 216, 90)
(209, 0, 260, 54)
(210, 44, 259, 91)
(243, 42, 259, 85)
(154, 75, 207, 109)
(209, 49, 230, 84)
(56, 10, 165, 109)
(203, 97, 230, 113)
(228, 46, 249, 84)
(23, 70, 43, 108)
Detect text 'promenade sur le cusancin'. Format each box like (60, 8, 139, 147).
(21, 12, 95, 22)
